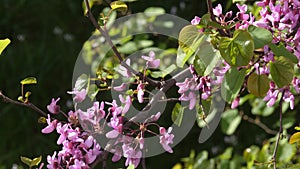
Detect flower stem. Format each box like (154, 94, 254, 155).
(272, 91, 284, 169)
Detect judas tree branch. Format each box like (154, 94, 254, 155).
(83, 0, 161, 88)
(0, 90, 48, 117)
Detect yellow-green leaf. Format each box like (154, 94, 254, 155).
(247, 73, 270, 97)
(295, 126, 300, 130)
(127, 164, 135, 169)
(289, 132, 300, 144)
(110, 1, 127, 12)
(0, 38, 11, 55)
(31, 156, 42, 167)
(177, 25, 205, 67)
(20, 77, 37, 85)
(38, 117, 47, 124)
(21, 156, 32, 167)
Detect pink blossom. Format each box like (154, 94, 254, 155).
(122, 144, 142, 167)
(283, 89, 295, 110)
(119, 95, 132, 114)
(47, 98, 60, 114)
(141, 51, 160, 69)
(191, 16, 201, 25)
(159, 127, 174, 153)
(231, 97, 240, 109)
(113, 83, 127, 91)
(213, 4, 222, 17)
(137, 83, 145, 103)
(67, 88, 87, 103)
(41, 114, 58, 134)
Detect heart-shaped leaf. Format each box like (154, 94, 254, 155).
(219, 30, 254, 66)
(247, 73, 270, 97)
(270, 56, 294, 88)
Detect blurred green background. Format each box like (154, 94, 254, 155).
(1, 0, 298, 169)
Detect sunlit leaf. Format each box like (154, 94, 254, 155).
(38, 117, 47, 124)
(221, 68, 246, 102)
(219, 147, 233, 160)
(221, 109, 241, 135)
(219, 30, 254, 66)
(75, 74, 88, 91)
(20, 77, 37, 85)
(289, 132, 300, 144)
(0, 38, 10, 55)
(172, 103, 185, 127)
(269, 43, 298, 63)
(172, 163, 182, 169)
(20, 156, 32, 167)
(110, 1, 128, 12)
(31, 156, 42, 167)
(270, 56, 294, 88)
(127, 164, 135, 169)
(177, 25, 205, 67)
(295, 126, 300, 130)
(25, 91, 31, 98)
(247, 73, 270, 97)
(248, 25, 272, 49)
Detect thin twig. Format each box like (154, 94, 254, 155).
(240, 112, 277, 135)
(272, 91, 284, 169)
(0, 90, 47, 117)
(83, 0, 161, 88)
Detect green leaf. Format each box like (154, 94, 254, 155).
(221, 68, 246, 102)
(221, 109, 241, 135)
(247, 73, 270, 97)
(31, 156, 42, 167)
(144, 7, 165, 17)
(75, 74, 88, 91)
(289, 132, 300, 144)
(277, 140, 296, 163)
(20, 77, 37, 85)
(87, 84, 99, 100)
(270, 56, 294, 88)
(177, 25, 205, 67)
(268, 43, 298, 63)
(219, 147, 233, 160)
(110, 1, 127, 12)
(0, 38, 10, 55)
(127, 164, 135, 169)
(219, 30, 254, 66)
(151, 64, 177, 78)
(194, 151, 208, 168)
(194, 56, 206, 76)
(194, 41, 221, 76)
(20, 156, 32, 167)
(251, 98, 275, 116)
(172, 103, 185, 127)
(248, 25, 273, 49)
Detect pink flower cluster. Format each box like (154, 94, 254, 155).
(42, 113, 101, 169)
(42, 82, 174, 168)
(192, 1, 300, 109)
(176, 66, 212, 110)
(256, 0, 300, 63)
